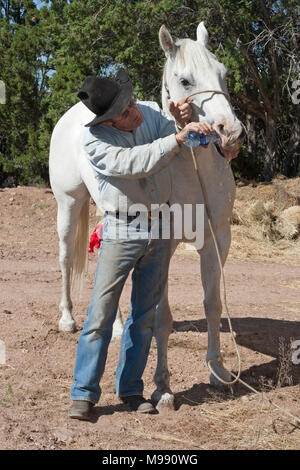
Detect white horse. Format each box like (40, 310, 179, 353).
(49, 22, 245, 409)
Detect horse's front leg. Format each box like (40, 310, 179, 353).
(200, 224, 232, 390)
(152, 282, 175, 410)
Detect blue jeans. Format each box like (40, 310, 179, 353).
(70, 214, 171, 404)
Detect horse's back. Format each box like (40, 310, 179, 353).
(50, 101, 92, 153)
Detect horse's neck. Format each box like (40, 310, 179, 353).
(169, 144, 236, 215)
(170, 144, 215, 191)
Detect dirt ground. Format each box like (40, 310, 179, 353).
(0, 178, 299, 451)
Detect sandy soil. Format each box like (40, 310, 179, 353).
(0, 182, 299, 450)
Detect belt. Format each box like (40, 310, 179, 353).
(105, 202, 170, 222)
(105, 211, 161, 221)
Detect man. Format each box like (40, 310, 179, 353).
(69, 69, 212, 420)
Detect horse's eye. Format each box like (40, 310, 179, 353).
(180, 79, 190, 87)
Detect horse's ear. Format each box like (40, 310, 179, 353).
(196, 21, 209, 47)
(159, 25, 176, 58)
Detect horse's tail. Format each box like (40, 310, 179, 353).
(71, 198, 90, 296)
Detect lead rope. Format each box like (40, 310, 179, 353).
(179, 91, 300, 425)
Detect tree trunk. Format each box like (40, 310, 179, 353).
(245, 113, 256, 156)
(282, 119, 300, 177)
(263, 115, 277, 181)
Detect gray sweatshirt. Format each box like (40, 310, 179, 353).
(84, 101, 180, 212)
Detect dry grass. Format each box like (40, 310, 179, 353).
(228, 177, 300, 263)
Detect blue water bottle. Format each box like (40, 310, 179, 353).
(184, 130, 219, 148)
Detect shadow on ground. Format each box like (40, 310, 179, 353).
(172, 317, 300, 409)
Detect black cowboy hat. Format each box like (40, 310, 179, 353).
(77, 69, 133, 127)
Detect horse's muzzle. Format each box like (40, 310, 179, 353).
(216, 122, 246, 161)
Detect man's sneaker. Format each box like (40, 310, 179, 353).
(121, 395, 155, 413)
(68, 400, 94, 420)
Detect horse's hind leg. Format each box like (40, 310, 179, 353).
(152, 282, 175, 410)
(56, 190, 89, 332)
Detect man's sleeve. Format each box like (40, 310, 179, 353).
(85, 130, 180, 179)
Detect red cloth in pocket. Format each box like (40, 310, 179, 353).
(88, 222, 104, 253)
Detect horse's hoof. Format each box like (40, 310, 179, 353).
(111, 333, 122, 342)
(111, 318, 123, 341)
(111, 327, 123, 341)
(59, 318, 76, 333)
(151, 391, 175, 411)
(209, 371, 232, 392)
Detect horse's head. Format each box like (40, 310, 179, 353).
(159, 22, 245, 160)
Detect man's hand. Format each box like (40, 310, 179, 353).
(169, 98, 193, 128)
(175, 121, 214, 145)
